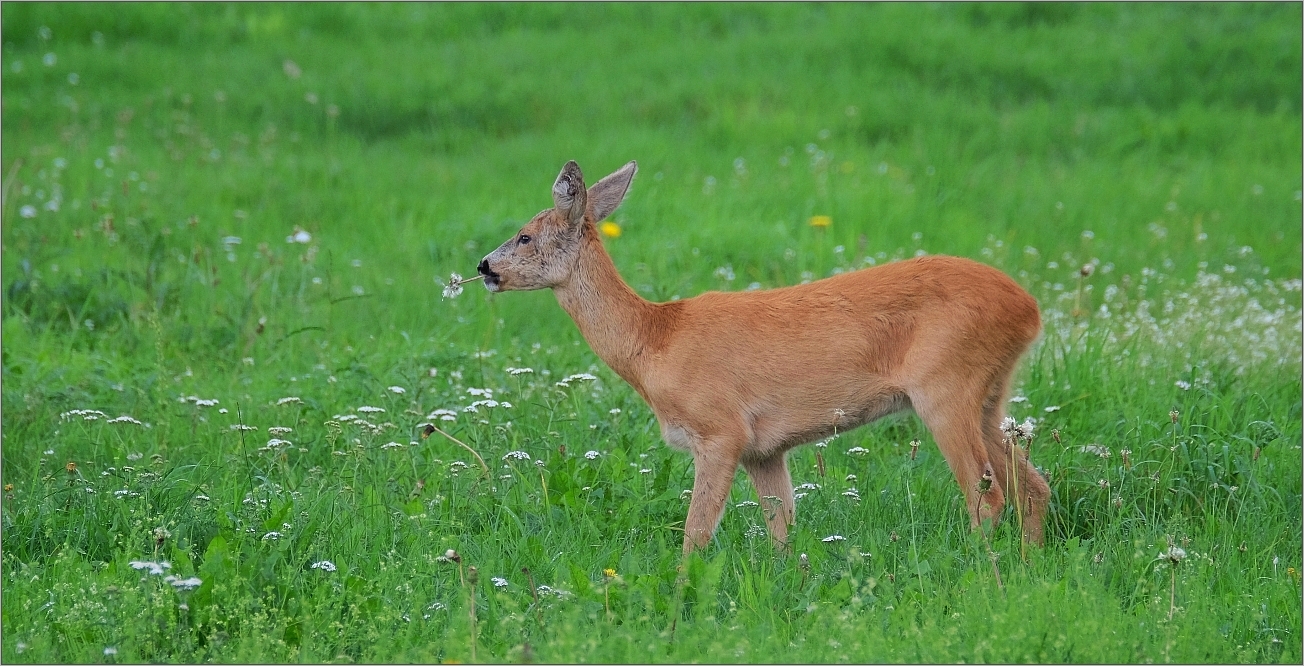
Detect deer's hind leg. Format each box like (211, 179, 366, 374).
(910, 384, 1005, 529)
(981, 372, 1051, 544)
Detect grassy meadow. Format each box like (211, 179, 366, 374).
(2, 3, 1302, 662)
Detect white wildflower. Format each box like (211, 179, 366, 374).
(128, 560, 171, 575)
(584, 450, 600, 460)
(492, 577, 508, 588)
(262, 531, 282, 541)
(736, 500, 759, 508)
(1175, 380, 1191, 390)
(107, 415, 142, 425)
(845, 446, 870, 456)
(822, 535, 846, 543)
(502, 451, 531, 462)
(356, 406, 385, 414)
(311, 560, 337, 572)
(506, 367, 534, 375)
(167, 576, 203, 591)
(387, 386, 406, 394)
(1079, 444, 1111, 458)
(1043, 405, 1061, 413)
(267, 426, 292, 436)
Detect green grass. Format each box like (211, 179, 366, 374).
(2, 3, 1301, 663)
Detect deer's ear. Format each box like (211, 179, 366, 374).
(588, 161, 637, 222)
(552, 161, 587, 227)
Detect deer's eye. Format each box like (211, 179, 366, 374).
(518, 234, 531, 245)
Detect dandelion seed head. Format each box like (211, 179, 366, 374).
(1160, 546, 1187, 565)
(1016, 417, 1036, 441)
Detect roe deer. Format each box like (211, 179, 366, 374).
(478, 160, 1050, 553)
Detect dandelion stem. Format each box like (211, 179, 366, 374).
(1168, 565, 1176, 622)
(985, 531, 1005, 593)
(667, 564, 688, 643)
(1, 158, 24, 205)
(426, 424, 490, 475)
(523, 567, 542, 625)
(468, 565, 478, 663)
(1010, 440, 1026, 561)
(905, 475, 926, 597)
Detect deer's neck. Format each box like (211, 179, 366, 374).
(553, 232, 654, 385)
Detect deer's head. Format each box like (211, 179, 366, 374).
(478, 160, 637, 292)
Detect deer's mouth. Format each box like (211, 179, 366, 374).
(477, 259, 502, 291)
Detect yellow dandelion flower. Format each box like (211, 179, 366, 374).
(809, 215, 832, 228)
(603, 568, 616, 578)
(600, 222, 622, 238)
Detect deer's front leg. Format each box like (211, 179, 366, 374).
(682, 442, 743, 554)
(742, 454, 795, 549)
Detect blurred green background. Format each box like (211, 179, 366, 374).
(3, 3, 1300, 357)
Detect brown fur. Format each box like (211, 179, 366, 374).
(480, 160, 1050, 553)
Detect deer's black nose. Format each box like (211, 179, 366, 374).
(477, 259, 496, 278)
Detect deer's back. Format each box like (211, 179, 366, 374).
(636, 256, 1039, 446)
